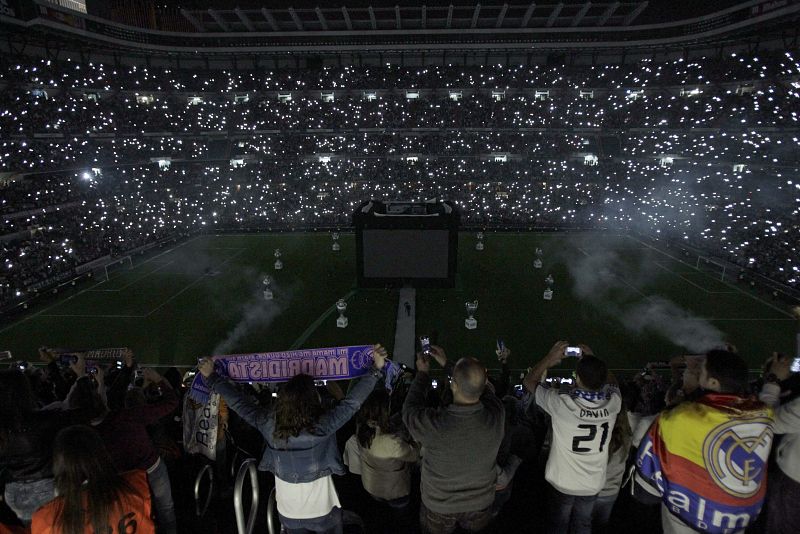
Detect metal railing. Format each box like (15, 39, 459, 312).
(233, 458, 260, 534)
(266, 487, 279, 534)
(193, 464, 214, 518)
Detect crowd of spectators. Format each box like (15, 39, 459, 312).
(2, 340, 799, 533)
(1, 51, 797, 91)
(0, 50, 798, 305)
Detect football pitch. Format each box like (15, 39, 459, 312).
(1, 232, 796, 375)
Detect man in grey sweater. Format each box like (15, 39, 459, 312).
(402, 345, 505, 534)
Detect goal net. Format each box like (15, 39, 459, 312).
(695, 256, 727, 281)
(102, 255, 134, 281)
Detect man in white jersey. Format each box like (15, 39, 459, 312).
(523, 341, 621, 534)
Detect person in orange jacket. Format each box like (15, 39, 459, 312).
(31, 425, 154, 534)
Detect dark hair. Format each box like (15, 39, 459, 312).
(356, 389, 391, 449)
(52, 425, 139, 534)
(163, 367, 183, 391)
(68, 377, 108, 420)
(273, 374, 324, 441)
(576, 355, 608, 391)
(0, 369, 36, 452)
(704, 349, 749, 394)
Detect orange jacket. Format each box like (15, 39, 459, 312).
(30, 470, 154, 534)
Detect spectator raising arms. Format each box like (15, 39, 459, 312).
(402, 345, 505, 534)
(31, 425, 154, 534)
(93, 366, 178, 534)
(198, 344, 388, 534)
(522, 341, 622, 534)
(0, 367, 96, 525)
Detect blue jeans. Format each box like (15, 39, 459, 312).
(592, 493, 618, 531)
(147, 458, 177, 534)
(280, 506, 342, 534)
(547, 483, 597, 534)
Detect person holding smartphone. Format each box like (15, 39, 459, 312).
(522, 341, 621, 534)
(402, 345, 504, 534)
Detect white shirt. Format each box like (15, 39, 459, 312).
(274, 475, 341, 519)
(343, 435, 363, 475)
(535, 384, 622, 496)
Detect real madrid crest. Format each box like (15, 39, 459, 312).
(702, 417, 773, 498)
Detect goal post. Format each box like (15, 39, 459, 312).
(102, 255, 134, 281)
(695, 256, 727, 281)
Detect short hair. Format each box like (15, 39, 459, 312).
(576, 355, 608, 391)
(452, 358, 486, 401)
(704, 350, 749, 394)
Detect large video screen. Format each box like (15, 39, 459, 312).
(361, 229, 450, 279)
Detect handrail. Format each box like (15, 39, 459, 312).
(266, 487, 278, 534)
(233, 458, 259, 534)
(193, 464, 214, 518)
(229, 448, 240, 480)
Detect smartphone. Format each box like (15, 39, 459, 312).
(431, 379, 438, 388)
(792, 358, 800, 373)
(314, 379, 328, 387)
(17, 360, 29, 371)
(560, 377, 574, 385)
(565, 347, 582, 358)
(419, 336, 431, 355)
(513, 384, 524, 397)
(59, 354, 78, 366)
(271, 392, 278, 398)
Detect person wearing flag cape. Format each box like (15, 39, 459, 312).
(636, 349, 774, 534)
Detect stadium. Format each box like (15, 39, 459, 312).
(0, 0, 799, 533)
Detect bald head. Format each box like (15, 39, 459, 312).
(452, 357, 487, 402)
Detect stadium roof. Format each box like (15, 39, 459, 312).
(168, 0, 734, 24)
(1, 0, 798, 56)
(176, 2, 652, 33)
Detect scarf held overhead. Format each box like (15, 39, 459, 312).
(636, 394, 774, 534)
(189, 345, 376, 403)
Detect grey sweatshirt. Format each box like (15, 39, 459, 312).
(402, 371, 505, 514)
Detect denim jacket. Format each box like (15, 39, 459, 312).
(206, 371, 380, 483)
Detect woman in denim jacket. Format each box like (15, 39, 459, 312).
(198, 345, 387, 534)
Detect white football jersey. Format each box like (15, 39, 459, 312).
(535, 384, 622, 496)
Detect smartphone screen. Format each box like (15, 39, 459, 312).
(792, 358, 800, 374)
(420, 336, 431, 354)
(565, 347, 582, 358)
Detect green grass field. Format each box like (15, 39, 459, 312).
(1, 232, 796, 374)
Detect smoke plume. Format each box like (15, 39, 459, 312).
(564, 242, 725, 352)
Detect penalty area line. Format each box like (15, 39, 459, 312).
(628, 236, 795, 319)
(289, 290, 358, 350)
